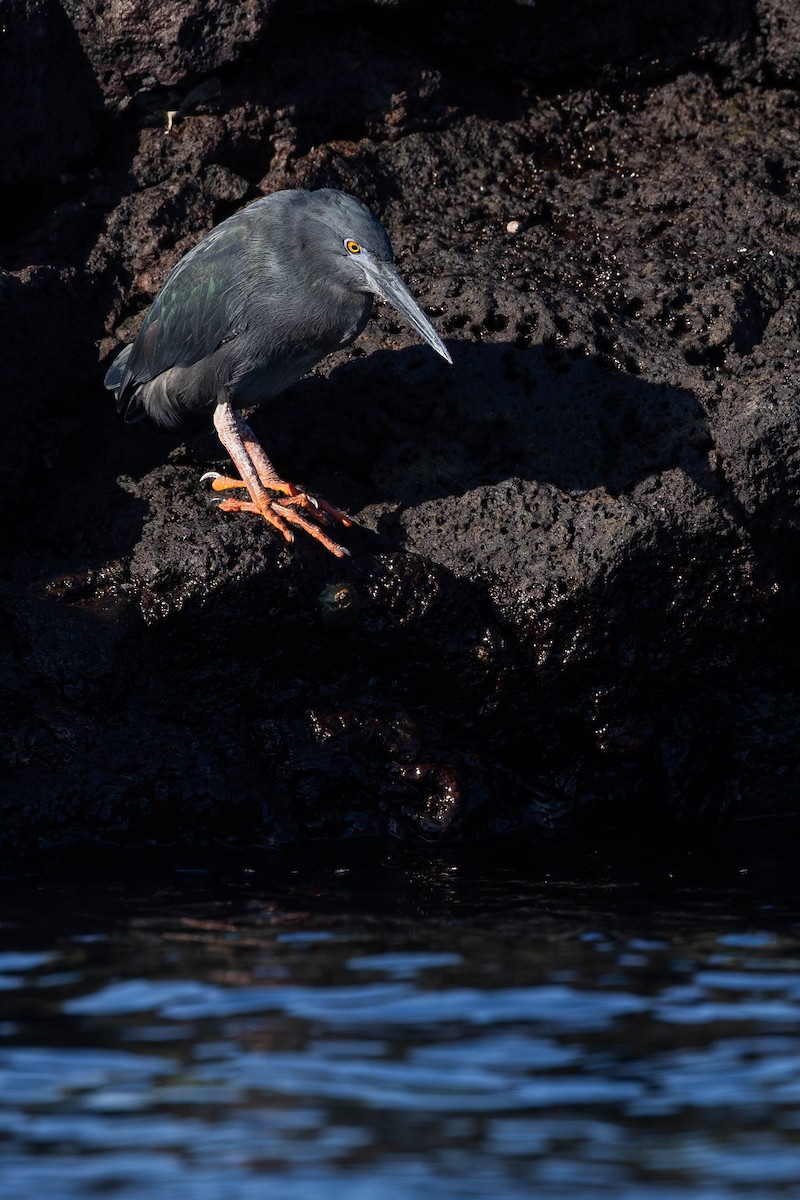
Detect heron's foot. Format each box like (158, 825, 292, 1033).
(215, 493, 350, 559)
(202, 472, 352, 530)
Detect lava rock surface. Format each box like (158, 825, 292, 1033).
(2, 0, 799, 857)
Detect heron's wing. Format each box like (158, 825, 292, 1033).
(108, 211, 257, 408)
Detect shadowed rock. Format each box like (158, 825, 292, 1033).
(2, 0, 800, 858)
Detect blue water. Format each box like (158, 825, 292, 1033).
(2, 835, 800, 1198)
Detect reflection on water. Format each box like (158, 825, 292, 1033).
(2, 832, 800, 1198)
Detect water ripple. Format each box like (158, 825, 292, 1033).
(3, 852, 800, 1198)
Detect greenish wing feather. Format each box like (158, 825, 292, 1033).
(123, 217, 252, 388)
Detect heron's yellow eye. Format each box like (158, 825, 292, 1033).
(345, 240, 361, 255)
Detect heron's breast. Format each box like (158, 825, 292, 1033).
(231, 349, 321, 406)
(226, 284, 372, 404)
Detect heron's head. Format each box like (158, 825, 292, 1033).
(308, 189, 452, 366)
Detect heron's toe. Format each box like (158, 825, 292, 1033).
(201, 472, 248, 492)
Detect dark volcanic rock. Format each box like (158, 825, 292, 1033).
(61, 0, 277, 112)
(1, 0, 276, 191)
(2, 0, 800, 858)
(0, 0, 102, 187)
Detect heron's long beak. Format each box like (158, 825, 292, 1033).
(363, 260, 453, 365)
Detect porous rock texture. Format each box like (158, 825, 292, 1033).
(2, 0, 799, 857)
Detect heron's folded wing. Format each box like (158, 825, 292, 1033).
(114, 214, 256, 399)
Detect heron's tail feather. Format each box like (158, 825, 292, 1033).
(104, 343, 132, 395)
(104, 344, 146, 422)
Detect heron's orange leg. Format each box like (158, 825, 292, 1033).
(208, 401, 351, 557)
